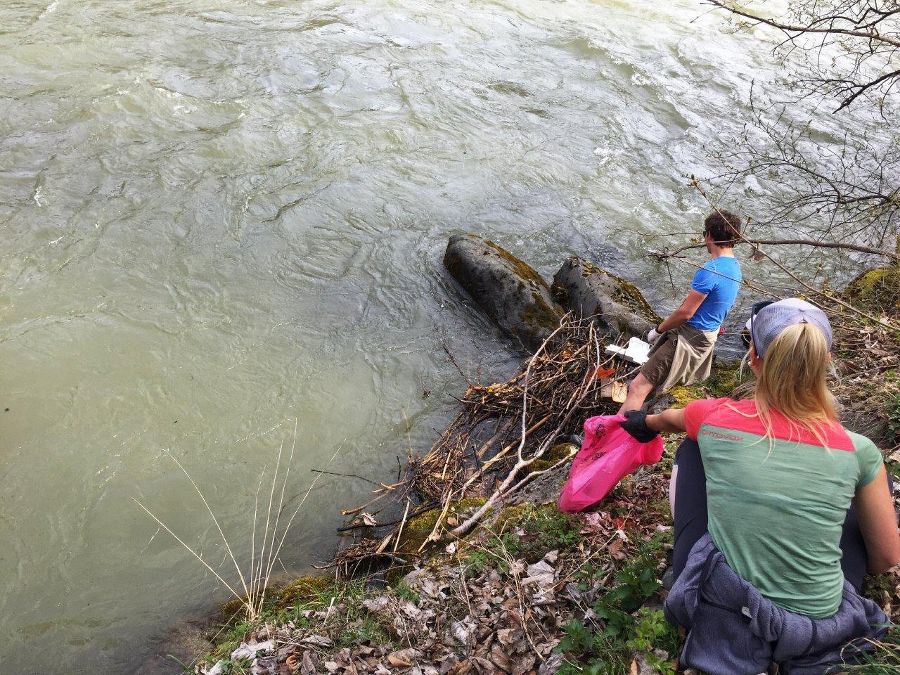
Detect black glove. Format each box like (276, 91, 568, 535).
(621, 410, 659, 443)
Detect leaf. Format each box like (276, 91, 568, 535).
(593, 366, 616, 380)
(387, 649, 415, 667)
(608, 537, 626, 560)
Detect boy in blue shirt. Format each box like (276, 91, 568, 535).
(618, 209, 743, 414)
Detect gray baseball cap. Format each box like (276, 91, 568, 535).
(749, 298, 833, 358)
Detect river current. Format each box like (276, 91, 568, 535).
(0, 0, 873, 672)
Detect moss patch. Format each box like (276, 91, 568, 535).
(667, 384, 703, 407)
(491, 503, 581, 562)
(273, 575, 334, 610)
(578, 260, 661, 324)
(547, 442, 578, 462)
(482, 238, 550, 289)
(666, 362, 745, 407)
(844, 266, 900, 312)
(395, 498, 489, 554)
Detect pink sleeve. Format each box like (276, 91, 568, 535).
(683, 398, 727, 440)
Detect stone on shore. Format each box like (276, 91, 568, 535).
(552, 257, 659, 339)
(443, 233, 564, 351)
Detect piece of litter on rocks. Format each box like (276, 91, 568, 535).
(231, 640, 274, 660)
(605, 337, 651, 365)
(600, 378, 628, 403)
(363, 596, 391, 613)
(300, 634, 333, 648)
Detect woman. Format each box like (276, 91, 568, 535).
(622, 298, 900, 674)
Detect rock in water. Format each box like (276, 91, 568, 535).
(443, 233, 564, 351)
(552, 257, 659, 339)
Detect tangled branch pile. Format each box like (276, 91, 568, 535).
(332, 316, 633, 574)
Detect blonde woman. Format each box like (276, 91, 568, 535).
(621, 298, 900, 673)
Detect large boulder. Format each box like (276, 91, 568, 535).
(443, 233, 564, 351)
(551, 257, 659, 339)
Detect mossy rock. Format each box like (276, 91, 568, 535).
(547, 442, 578, 462)
(552, 257, 659, 339)
(843, 266, 900, 313)
(273, 575, 334, 610)
(707, 362, 745, 397)
(395, 498, 489, 554)
(492, 502, 533, 531)
(667, 384, 702, 408)
(444, 233, 564, 352)
(662, 360, 745, 407)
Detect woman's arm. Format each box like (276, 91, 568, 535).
(854, 465, 900, 574)
(646, 408, 686, 434)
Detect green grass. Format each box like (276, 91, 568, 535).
(392, 580, 421, 604)
(841, 626, 900, 673)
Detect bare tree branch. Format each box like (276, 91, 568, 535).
(707, 0, 900, 48)
(652, 237, 898, 259)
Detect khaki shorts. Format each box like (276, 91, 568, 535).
(640, 325, 712, 387)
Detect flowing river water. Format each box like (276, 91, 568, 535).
(0, 0, 875, 672)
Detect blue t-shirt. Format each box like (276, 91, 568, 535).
(686, 256, 742, 331)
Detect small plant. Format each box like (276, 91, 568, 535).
(393, 580, 420, 604)
(212, 657, 252, 674)
(885, 392, 900, 440)
(557, 533, 678, 674)
(627, 608, 679, 675)
(557, 618, 629, 674)
(463, 549, 490, 577)
(336, 617, 391, 648)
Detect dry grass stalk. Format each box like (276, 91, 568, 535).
(134, 421, 343, 621)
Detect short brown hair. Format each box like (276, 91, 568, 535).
(703, 209, 742, 246)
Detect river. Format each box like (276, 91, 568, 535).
(0, 0, 870, 672)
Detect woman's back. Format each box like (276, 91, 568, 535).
(683, 397, 883, 618)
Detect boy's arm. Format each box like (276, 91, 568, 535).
(656, 290, 708, 332)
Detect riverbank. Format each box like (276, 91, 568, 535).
(184, 266, 900, 675)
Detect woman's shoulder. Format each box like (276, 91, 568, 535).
(685, 396, 755, 418)
(841, 428, 883, 457)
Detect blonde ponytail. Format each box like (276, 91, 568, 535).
(753, 323, 837, 441)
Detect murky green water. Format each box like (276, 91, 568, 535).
(0, 0, 874, 671)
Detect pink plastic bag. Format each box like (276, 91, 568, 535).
(558, 414, 665, 513)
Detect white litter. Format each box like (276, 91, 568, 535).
(604, 336, 652, 365)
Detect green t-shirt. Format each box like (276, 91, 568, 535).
(684, 398, 883, 618)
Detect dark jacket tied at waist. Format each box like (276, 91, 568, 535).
(665, 534, 890, 675)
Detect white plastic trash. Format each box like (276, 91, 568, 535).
(604, 336, 652, 365)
